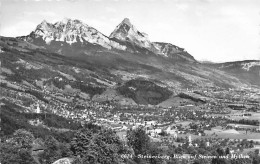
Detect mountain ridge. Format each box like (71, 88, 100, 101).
(18, 18, 196, 62)
(19, 18, 127, 50)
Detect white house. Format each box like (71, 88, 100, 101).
(166, 126, 177, 138)
(36, 104, 40, 114)
(145, 121, 157, 126)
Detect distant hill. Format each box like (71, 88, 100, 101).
(204, 60, 260, 87)
(117, 79, 172, 105)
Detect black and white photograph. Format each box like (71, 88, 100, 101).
(0, 0, 260, 163)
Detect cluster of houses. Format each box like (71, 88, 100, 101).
(3, 77, 260, 151)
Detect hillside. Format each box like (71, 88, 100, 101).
(1, 35, 255, 107)
(117, 79, 172, 105)
(0, 99, 81, 142)
(205, 60, 260, 87)
(0, 18, 259, 109)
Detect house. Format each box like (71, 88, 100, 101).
(121, 125, 128, 130)
(145, 121, 157, 126)
(154, 128, 162, 134)
(52, 158, 74, 164)
(166, 126, 178, 138)
(146, 127, 162, 137)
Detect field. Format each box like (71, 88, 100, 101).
(204, 128, 260, 140)
(227, 111, 260, 120)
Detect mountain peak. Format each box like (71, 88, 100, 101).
(35, 20, 53, 33)
(109, 18, 155, 50)
(37, 20, 50, 29)
(61, 17, 71, 24)
(60, 18, 82, 25)
(25, 18, 127, 50)
(41, 20, 48, 25)
(109, 18, 135, 39)
(121, 18, 132, 26)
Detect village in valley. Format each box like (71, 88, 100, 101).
(1, 75, 260, 160)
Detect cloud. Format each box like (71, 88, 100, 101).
(23, 11, 57, 17)
(105, 7, 117, 13)
(0, 21, 36, 37)
(21, 0, 63, 1)
(6, 0, 106, 2)
(66, 0, 78, 2)
(175, 3, 189, 11)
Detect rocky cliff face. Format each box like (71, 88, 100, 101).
(109, 18, 157, 51)
(18, 18, 196, 62)
(109, 18, 196, 62)
(20, 18, 126, 50)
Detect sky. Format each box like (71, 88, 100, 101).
(0, 0, 259, 62)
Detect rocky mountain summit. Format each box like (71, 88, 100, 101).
(20, 18, 126, 50)
(18, 18, 195, 62)
(109, 18, 157, 52)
